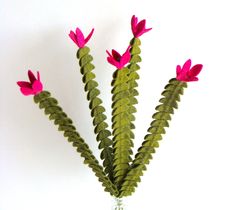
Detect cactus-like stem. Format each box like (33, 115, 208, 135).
(120, 78, 187, 197)
(127, 38, 142, 137)
(111, 68, 133, 189)
(34, 91, 118, 197)
(76, 47, 114, 181)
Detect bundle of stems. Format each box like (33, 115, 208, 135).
(17, 15, 203, 198)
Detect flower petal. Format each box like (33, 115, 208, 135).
(84, 28, 94, 45)
(28, 70, 36, 84)
(20, 87, 34, 95)
(182, 59, 192, 72)
(106, 50, 112, 57)
(136, 20, 146, 31)
(112, 49, 121, 61)
(131, 15, 138, 33)
(188, 64, 203, 77)
(143, 27, 152, 33)
(176, 65, 182, 75)
(107, 56, 120, 69)
(32, 80, 43, 94)
(189, 77, 199, 81)
(37, 71, 40, 81)
(120, 46, 131, 67)
(75, 27, 85, 48)
(17, 81, 31, 88)
(69, 31, 79, 46)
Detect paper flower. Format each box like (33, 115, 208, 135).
(131, 15, 152, 38)
(69, 27, 94, 48)
(176, 59, 203, 82)
(106, 46, 131, 69)
(17, 70, 43, 95)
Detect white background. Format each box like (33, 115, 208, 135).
(1, 0, 235, 209)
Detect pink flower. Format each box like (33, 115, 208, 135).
(131, 15, 152, 38)
(17, 70, 43, 95)
(69, 27, 94, 48)
(106, 46, 131, 69)
(176, 59, 203, 82)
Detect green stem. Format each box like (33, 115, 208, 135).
(76, 46, 114, 181)
(111, 68, 133, 189)
(120, 78, 187, 197)
(127, 38, 142, 136)
(34, 91, 118, 197)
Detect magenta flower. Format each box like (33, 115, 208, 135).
(17, 70, 43, 96)
(131, 15, 152, 38)
(106, 46, 131, 69)
(69, 27, 94, 48)
(176, 59, 203, 82)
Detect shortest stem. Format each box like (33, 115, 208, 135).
(113, 197, 124, 210)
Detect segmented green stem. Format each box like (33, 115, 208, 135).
(111, 68, 133, 189)
(76, 47, 114, 181)
(34, 91, 118, 197)
(127, 38, 142, 137)
(120, 78, 187, 197)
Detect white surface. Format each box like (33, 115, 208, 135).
(1, 0, 235, 209)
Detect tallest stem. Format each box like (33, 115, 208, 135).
(127, 38, 142, 140)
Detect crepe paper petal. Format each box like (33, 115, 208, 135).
(17, 70, 43, 96)
(69, 27, 94, 48)
(106, 46, 131, 69)
(131, 15, 152, 38)
(176, 59, 203, 82)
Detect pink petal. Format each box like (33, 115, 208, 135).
(136, 29, 151, 37)
(131, 15, 138, 33)
(137, 20, 146, 31)
(107, 56, 120, 69)
(37, 71, 40, 81)
(176, 65, 182, 75)
(106, 50, 112, 57)
(112, 49, 121, 61)
(189, 77, 199, 81)
(17, 81, 31, 88)
(182, 59, 192, 72)
(32, 80, 43, 94)
(75, 27, 85, 48)
(131, 15, 137, 27)
(28, 70, 36, 84)
(120, 46, 131, 67)
(69, 31, 79, 47)
(188, 64, 203, 77)
(84, 28, 94, 45)
(143, 27, 152, 33)
(20, 87, 34, 96)
(176, 74, 185, 81)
